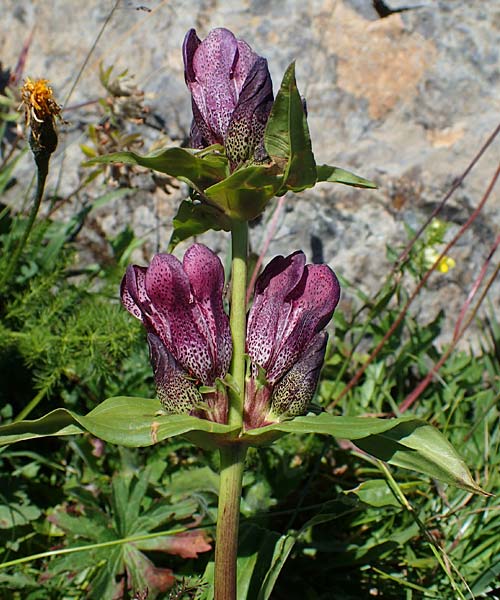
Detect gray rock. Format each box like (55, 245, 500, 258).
(2, 0, 499, 351)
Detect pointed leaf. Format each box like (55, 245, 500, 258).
(316, 164, 377, 188)
(243, 413, 482, 493)
(344, 479, 401, 508)
(124, 470, 151, 533)
(168, 200, 231, 251)
(204, 165, 283, 221)
(0, 397, 239, 448)
(354, 419, 484, 494)
(256, 532, 296, 600)
(0, 410, 83, 445)
(85, 147, 228, 190)
(264, 62, 316, 192)
(136, 498, 200, 533)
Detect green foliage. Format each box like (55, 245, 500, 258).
(44, 468, 211, 599)
(86, 146, 228, 192)
(0, 45, 497, 600)
(264, 61, 317, 192)
(87, 62, 375, 244)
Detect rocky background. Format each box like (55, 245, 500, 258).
(2, 0, 499, 347)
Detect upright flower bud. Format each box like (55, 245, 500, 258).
(245, 251, 340, 429)
(183, 28, 274, 170)
(121, 244, 232, 424)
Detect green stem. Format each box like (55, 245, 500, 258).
(0, 154, 49, 291)
(0, 523, 194, 570)
(14, 388, 46, 422)
(214, 220, 249, 599)
(228, 219, 248, 427)
(215, 443, 247, 600)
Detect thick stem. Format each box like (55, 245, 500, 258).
(228, 219, 249, 427)
(215, 443, 247, 600)
(214, 220, 249, 600)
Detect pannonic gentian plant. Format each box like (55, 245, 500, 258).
(0, 26, 483, 600)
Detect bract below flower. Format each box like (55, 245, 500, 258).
(244, 251, 340, 429)
(183, 27, 274, 170)
(121, 243, 231, 423)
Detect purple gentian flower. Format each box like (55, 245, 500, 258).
(183, 27, 274, 170)
(245, 252, 340, 429)
(121, 244, 232, 423)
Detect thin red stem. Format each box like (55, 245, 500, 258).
(329, 162, 500, 410)
(246, 195, 286, 305)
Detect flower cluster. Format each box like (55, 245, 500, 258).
(120, 27, 341, 431)
(121, 245, 340, 430)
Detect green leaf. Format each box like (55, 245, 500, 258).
(0, 410, 84, 446)
(471, 559, 500, 595)
(0, 501, 41, 528)
(168, 200, 231, 251)
(344, 479, 401, 508)
(0, 397, 239, 448)
(243, 413, 482, 494)
(201, 525, 296, 600)
(256, 532, 296, 600)
(354, 419, 484, 495)
(264, 62, 317, 192)
(0, 147, 28, 195)
(85, 147, 228, 190)
(316, 164, 377, 188)
(204, 165, 283, 221)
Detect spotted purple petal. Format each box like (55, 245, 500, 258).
(270, 332, 328, 419)
(246, 251, 306, 372)
(265, 263, 340, 383)
(187, 28, 239, 144)
(144, 253, 212, 385)
(121, 244, 231, 388)
(183, 27, 273, 166)
(225, 56, 274, 167)
(183, 244, 232, 378)
(120, 265, 149, 324)
(182, 28, 201, 85)
(245, 251, 340, 428)
(148, 334, 202, 414)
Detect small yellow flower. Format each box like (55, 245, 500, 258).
(437, 255, 456, 274)
(20, 77, 61, 128)
(423, 247, 456, 274)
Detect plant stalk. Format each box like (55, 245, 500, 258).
(215, 443, 247, 600)
(0, 154, 49, 291)
(214, 219, 249, 599)
(227, 219, 248, 427)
